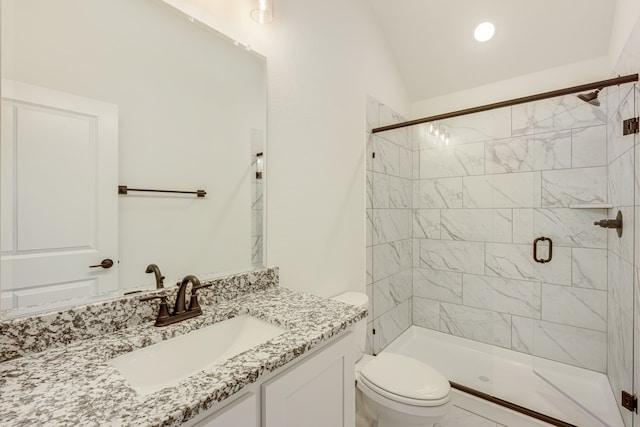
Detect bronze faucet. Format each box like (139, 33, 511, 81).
(145, 264, 165, 289)
(141, 275, 211, 326)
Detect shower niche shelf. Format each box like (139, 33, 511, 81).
(569, 203, 613, 209)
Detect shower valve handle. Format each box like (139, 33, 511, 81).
(594, 219, 620, 228)
(594, 210, 623, 238)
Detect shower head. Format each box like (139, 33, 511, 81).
(577, 89, 601, 107)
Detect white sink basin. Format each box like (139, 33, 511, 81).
(110, 314, 286, 395)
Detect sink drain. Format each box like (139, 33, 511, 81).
(478, 376, 490, 382)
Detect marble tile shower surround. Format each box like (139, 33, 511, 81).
(0, 266, 279, 362)
(409, 93, 621, 373)
(366, 86, 639, 378)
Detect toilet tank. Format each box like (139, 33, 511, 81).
(331, 292, 368, 362)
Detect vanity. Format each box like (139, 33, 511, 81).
(0, 267, 366, 426)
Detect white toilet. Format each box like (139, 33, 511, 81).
(333, 292, 452, 427)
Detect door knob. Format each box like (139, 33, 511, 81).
(89, 258, 114, 269)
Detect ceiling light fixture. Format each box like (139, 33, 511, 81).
(251, 0, 274, 24)
(474, 22, 495, 42)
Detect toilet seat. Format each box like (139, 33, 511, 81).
(359, 353, 451, 407)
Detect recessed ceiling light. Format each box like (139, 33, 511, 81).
(474, 22, 495, 42)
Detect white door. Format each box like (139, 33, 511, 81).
(1, 79, 118, 311)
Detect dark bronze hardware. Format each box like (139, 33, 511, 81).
(89, 258, 114, 269)
(188, 283, 213, 312)
(450, 381, 578, 427)
(622, 390, 637, 413)
(256, 152, 264, 180)
(174, 275, 198, 314)
(141, 275, 212, 327)
(372, 73, 638, 134)
(623, 117, 639, 136)
(533, 237, 552, 264)
(140, 295, 171, 324)
(118, 185, 206, 198)
(145, 264, 165, 289)
(594, 210, 623, 238)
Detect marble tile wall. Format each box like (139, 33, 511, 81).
(410, 94, 613, 374)
(366, 96, 413, 354)
(251, 178, 264, 266)
(251, 132, 265, 267)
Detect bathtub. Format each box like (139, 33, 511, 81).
(382, 326, 623, 427)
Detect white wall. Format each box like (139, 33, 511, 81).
(165, 0, 410, 296)
(610, 0, 640, 69)
(411, 56, 610, 119)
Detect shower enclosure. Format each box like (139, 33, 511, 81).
(366, 75, 638, 426)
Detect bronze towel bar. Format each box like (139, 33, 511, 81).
(118, 185, 206, 198)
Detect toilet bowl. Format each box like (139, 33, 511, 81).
(332, 292, 451, 427)
(357, 353, 451, 427)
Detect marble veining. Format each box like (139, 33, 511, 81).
(0, 284, 366, 426)
(511, 95, 607, 136)
(373, 300, 410, 353)
(420, 142, 485, 179)
(463, 172, 538, 209)
(440, 302, 512, 348)
(419, 240, 485, 275)
(414, 268, 463, 304)
(541, 167, 607, 207)
(571, 248, 607, 290)
(463, 275, 541, 319)
(413, 209, 441, 239)
(416, 178, 463, 209)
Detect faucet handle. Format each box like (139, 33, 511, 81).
(188, 284, 212, 312)
(191, 283, 212, 293)
(140, 295, 171, 323)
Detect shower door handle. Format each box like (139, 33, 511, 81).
(533, 237, 552, 264)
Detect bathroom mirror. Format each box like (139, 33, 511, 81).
(0, 0, 266, 316)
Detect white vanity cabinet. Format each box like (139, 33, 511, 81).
(181, 332, 354, 427)
(191, 393, 258, 427)
(262, 332, 355, 427)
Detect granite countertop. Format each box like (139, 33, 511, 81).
(0, 287, 366, 426)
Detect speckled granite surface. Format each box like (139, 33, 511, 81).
(0, 267, 279, 362)
(0, 285, 366, 426)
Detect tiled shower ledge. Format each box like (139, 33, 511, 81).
(568, 203, 613, 209)
(0, 270, 366, 426)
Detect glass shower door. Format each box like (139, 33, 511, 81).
(530, 82, 636, 427)
(366, 96, 414, 357)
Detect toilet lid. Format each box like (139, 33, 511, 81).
(360, 353, 450, 404)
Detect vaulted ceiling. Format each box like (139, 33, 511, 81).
(369, 0, 616, 101)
